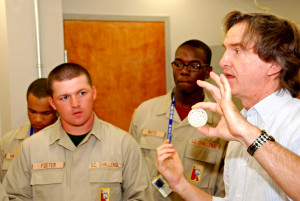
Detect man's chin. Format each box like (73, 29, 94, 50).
(33, 127, 43, 133)
(177, 87, 199, 95)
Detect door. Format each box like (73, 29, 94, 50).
(64, 20, 166, 131)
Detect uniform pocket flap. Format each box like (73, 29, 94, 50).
(31, 169, 64, 185)
(89, 167, 122, 183)
(139, 135, 164, 150)
(185, 143, 218, 164)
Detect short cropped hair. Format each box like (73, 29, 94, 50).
(177, 39, 212, 65)
(223, 10, 300, 97)
(26, 78, 49, 100)
(47, 63, 92, 96)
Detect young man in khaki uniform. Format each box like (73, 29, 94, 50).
(129, 40, 227, 200)
(0, 78, 57, 181)
(3, 63, 153, 201)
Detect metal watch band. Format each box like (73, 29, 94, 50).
(247, 130, 275, 156)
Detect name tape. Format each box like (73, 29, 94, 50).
(4, 153, 15, 159)
(32, 162, 65, 170)
(142, 129, 165, 138)
(89, 161, 121, 168)
(189, 139, 219, 150)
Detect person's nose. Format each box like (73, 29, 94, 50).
(219, 50, 230, 69)
(70, 96, 80, 108)
(180, 64, 190, 74)
(34, 113, 43, 123)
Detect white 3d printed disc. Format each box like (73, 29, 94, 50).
(188, 109, 208, 128)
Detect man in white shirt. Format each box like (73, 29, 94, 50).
(156, 10, 300, 201)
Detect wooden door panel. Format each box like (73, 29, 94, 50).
(64, 20, 166, 131)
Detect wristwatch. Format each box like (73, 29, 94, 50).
(247, 130, 275, 156)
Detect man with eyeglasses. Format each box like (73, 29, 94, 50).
(129, 39, 228, 200)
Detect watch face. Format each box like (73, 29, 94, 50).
(188, 109, 208, 128)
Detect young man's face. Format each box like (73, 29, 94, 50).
(27, 93, 57, 132)
(49, 74, 96, 130)
(219, 22, 272, 101)
(173, 45, 211, 95)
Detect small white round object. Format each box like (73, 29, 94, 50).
(188, 109, 208, 128)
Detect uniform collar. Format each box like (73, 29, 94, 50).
(50, 114, 101, 150)
(156, 89, 174, 116)
(86, 115, 102, 141)
(241, 89, 293, 124)
(15, 121, 31, 140)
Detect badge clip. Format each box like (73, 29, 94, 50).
(152, 174, 172, 197)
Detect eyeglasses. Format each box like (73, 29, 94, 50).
(171, 61, 209, 72)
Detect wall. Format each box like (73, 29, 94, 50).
(62, 0, 300, 53)
(1, 0, 300, 134)
(0, 0, 64, 135)
(0, 0, 11, 134)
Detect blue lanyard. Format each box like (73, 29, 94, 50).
(167, 95, 175, 143)
(30, 126, 34, 136)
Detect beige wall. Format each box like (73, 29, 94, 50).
(1, 0, 64, 135)
(1, 0, 300, 134)
(0, 0, 11, 134)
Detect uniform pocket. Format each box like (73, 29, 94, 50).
(31, 169, 64, 201)
(89, 167, 123, 201)
(139, 134, 164, 150)
(89, 167, 122, 183)
(183, 142, 219, 192)
(185, 142, 218, 164)
(31, 169, 64, 185)
(139, 134, 164, 179)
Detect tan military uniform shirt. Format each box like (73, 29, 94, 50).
(0, 183, 8, 201)
(129, 89, 227, 201)
(0, 121, 31, 181)
(3, 115, 153, 201)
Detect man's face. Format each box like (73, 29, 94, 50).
(49, 74, 96, 130)
(27, 94, 57, 132)
(219, 22, 271, 101)
(173, 45, 211, 94)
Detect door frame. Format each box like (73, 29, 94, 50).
(63, 13, 172, 91)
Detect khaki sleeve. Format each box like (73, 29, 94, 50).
(121, 136, 154, 201)
(2, 141, 32, 201)
(128, 119, 135, 137)
(128, 109, 139, 140)
(0, 183, 9, 201)
(0, 138, 5, 182)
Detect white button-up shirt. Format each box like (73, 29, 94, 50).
(213, 90, 300, 201)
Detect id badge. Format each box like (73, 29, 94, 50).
(152, 174, 172, 197)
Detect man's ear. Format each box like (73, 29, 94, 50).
(48, 97, 57, 110)
(205, 66, 212, 79)
(92, 85, 97, 101)
(267, 63, 282, 76)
